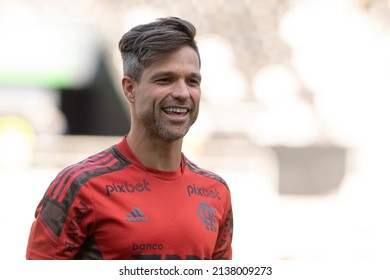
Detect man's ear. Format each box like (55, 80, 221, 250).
(122, 76, 136, 103)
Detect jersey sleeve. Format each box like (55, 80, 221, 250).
(212, 189, 233, 260)
(26, 181, 95, 260)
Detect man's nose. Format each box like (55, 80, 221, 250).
(171, 80, 190, 99)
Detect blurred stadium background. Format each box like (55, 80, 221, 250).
(1, 0, 390, 261)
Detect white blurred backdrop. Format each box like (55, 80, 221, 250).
(1, 0, 390, 261)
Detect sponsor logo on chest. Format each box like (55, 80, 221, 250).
(105, 180, 151, 196)
(187, 184, 221, 200)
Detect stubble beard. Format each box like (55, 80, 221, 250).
(139, 110, 198, 142)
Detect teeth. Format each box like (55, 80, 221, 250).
(164, 107, 188, 113)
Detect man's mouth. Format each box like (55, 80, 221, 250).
(162, 107, 189, 115)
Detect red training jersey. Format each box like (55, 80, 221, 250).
(26, 137, 233, 260)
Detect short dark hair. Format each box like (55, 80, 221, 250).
(118, 17, 200, 82)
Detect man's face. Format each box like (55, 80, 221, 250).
(131, 46, 201, 141)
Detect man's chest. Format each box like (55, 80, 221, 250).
(89, 175, 225, 259)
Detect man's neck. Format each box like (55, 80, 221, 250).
(126, 130, 183, 171)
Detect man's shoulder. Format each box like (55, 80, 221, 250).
(184, 157, 229, 191)
(51, 145, 131, 189)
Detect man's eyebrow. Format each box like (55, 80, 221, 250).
(150, 71, 175, 78)
(189, 72, 202, 80)
(150, 71, 201, 80)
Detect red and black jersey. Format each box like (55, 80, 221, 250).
(26, 137, 233, 260)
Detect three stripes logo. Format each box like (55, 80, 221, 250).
(126, 207, 148, 222)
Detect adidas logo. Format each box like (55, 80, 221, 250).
(126, 207, 148, 222)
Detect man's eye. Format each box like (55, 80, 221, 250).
(156, 78, 171, 84)
(188, 79, 200, 86)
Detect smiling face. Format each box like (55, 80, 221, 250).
(124, 46, 201, 142)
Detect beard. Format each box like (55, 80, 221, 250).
(137, 107, 199, 142)
(152, 119, 192, 141)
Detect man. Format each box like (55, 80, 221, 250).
(26, 17, 233, 260)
